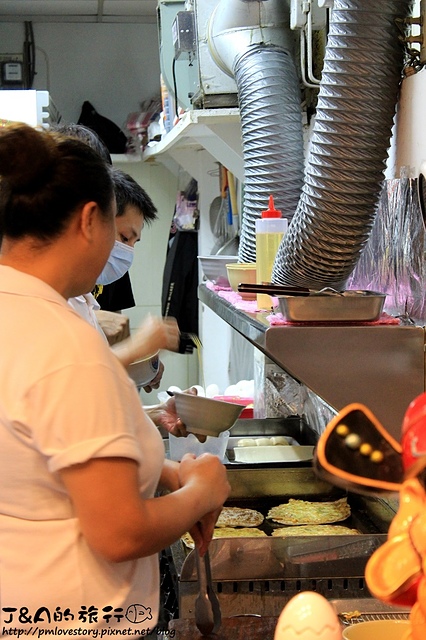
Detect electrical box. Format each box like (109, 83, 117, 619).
(158, 0, 199, 111)
(0, 54, 24, 89)
(1, 61, 23, 87)
(172, 11, 196, 59)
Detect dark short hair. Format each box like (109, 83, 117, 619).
(53, 123, 112, 165)
(0, 123, 114, 240)
(111, 168, 158, 224)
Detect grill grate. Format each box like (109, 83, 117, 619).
(179, 577, 372, 619)
(338, 612, 410, 627)
(333, 598, 411, 627)
(341, 612, 410, 625)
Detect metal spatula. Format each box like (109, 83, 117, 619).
(194, 549, 221, 636)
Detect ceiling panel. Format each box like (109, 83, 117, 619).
(0, 0, 158, 22)
(103, 1, 157, 15)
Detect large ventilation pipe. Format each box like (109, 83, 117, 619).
(209, 0, 413, 287)
(208, 0, 305, 263)
(272, 0, 413, 290)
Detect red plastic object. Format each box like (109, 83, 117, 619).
(401, 391, 426, 472)
(261, 194, 282, 218)
(213, 396, 254, 419)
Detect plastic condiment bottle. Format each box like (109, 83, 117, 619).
(255, 195, 288, 310)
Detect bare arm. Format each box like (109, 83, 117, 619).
(112, 315, 179, 368)
(59, 453, 230, 563)
(158, 458, 181, 493)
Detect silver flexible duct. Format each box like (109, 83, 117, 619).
(272, 0, 413, 290)
(207, 0, 305, 264)
(234, 44, 305, 263)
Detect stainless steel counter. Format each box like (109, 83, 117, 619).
(199, 284, 426, 440)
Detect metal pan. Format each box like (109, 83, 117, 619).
(278, 290, 387, 322)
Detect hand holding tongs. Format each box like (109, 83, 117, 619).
(194, 548, 221, 636)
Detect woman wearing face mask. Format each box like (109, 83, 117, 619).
(0, 123, 230, 635)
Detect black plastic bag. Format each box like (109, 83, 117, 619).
(78, 100, 127, 154)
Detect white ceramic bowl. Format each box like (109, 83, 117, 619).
(127, 352, 159, 388)
(226, 262, 257, 299)
(198, 255, 238, 287)
(342, 620, 410, 640)
(173, 392, 246, 437)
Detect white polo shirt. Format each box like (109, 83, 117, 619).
(0, 266, 165, 634)
(67, 292, 106, 338)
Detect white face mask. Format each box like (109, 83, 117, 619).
(97, 240, 134, 286)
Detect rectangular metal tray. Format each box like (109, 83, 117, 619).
(225, 417, 318, 467)
(278, 290, 386, 322)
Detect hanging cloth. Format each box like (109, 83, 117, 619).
(161, 228, 198, 354)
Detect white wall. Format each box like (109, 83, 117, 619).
(0, 21, 161, 127)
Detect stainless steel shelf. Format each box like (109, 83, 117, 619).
(199, 284, 426, 440)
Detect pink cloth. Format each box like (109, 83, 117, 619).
(266, 311, 400, 326)
(206, 281, 232, 293)
(205, 281, 278, 312)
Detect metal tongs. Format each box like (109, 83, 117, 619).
(194, 548, 221, 636)
(237, 283, 312, 296)
(237, 283, 346, 297)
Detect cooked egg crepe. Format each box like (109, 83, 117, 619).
(267, 497, 351, 525)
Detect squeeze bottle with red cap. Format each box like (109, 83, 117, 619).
(255, 195, 288, 310)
